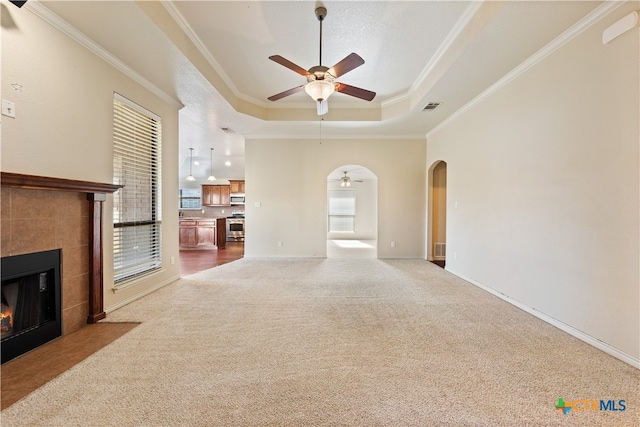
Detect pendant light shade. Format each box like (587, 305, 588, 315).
(186, 148, 196, 181)
(207, 148, 216, 181)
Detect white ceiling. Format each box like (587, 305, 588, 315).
(36, 0, 602, 182)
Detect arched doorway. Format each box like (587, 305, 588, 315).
(326, 165, 378, 258)
(429, 161, 447, 266)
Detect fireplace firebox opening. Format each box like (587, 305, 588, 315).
(1, 249, 62, 364)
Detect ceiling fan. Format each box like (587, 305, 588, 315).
(336, 171, 363, 187)
(267, 6, 376, 115)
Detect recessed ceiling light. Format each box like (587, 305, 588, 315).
(225, 160, 231, 166)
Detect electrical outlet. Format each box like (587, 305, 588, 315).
(277, 240, 283, 247)
(391, 241, 396, 248)
(170, 256, 175, 265)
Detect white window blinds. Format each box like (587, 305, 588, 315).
(112, 93, 162, 284)
(328, 190, 356, 232)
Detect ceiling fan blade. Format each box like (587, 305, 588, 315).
(328, 53, 364, 78)
(335, 83, 376, 101)
(268, 85, 305, 101)
(268, 55, 310, 76)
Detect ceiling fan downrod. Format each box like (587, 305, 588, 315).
(316, 7, 327, 67)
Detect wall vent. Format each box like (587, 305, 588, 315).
(423, 102, 441, 111)
(434, 242, 446, 258)
(220, 127, 235, 134)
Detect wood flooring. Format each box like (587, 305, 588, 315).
(179, 241, 244, 276)
(1, 242, 244, 409)
(1, 323, 139, 409)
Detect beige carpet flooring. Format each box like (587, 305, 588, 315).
(1, 258, 638, 426)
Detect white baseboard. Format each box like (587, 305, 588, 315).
(446, 268, 640, 370)
(104, 274, 180, 314)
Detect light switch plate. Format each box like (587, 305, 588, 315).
(2, 99, 16, 118)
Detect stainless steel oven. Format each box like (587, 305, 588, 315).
(226, 210, 245, 241)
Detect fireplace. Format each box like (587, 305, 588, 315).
(1, 249, 62, 364)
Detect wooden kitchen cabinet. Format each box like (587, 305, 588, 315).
(196, 220, 216, 247)
(179, 220, 198, 248)
(202, 185, 230, 206)
(216, 217, 226, 249)
(179, 218, 226, 249)
(229, 180, 245, 194)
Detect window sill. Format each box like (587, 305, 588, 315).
(112, 268, 163, 293)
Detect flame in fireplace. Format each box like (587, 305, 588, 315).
(1, 302, 13, 336)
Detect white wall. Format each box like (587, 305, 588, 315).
(245, 138, 426, 258)
(1, 3, 181, 311)
(427, 3, 639, 363)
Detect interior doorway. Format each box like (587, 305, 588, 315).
(326, 165, 378, 258)
(429, 161, 447, 266)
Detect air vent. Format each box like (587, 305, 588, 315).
(220, 127, 235, 134)
(434, 242, 446, 258)
(423, 102, 441, 111)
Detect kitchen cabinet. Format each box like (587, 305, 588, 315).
(215, 218, 226, 248)
(178, 220, 198, 247)
(202, 185, 230, 206)
(196, 220, 217, 248)
(179, 218, 226, 249)
(229, 180, 245, 194)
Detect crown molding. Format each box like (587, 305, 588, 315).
(25, 0, 183, 110)
(411, 1, 485, 96)
(161, 0, 241, 97)
(427, 0, 626, 139)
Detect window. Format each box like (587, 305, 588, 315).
(328, 190, 356, 232)
(112, 93, 162, 284)
(179, 188, 201, 209)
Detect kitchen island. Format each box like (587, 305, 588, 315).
(179, 217, 226, 250)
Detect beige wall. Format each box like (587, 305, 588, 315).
(245, 138, 426, 258)
(1, 4, 181, 312)
(427, 2, 639, 362)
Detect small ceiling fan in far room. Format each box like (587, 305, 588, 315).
(267, 6, 376, 115)
(335, 171, 363, 187)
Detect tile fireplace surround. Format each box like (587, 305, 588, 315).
(1, 172, 119, 337)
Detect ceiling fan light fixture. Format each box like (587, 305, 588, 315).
(305, 79, 335, 102)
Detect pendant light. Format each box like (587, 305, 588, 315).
(186, 148, 196, 181)
(207, 148, 216, 181)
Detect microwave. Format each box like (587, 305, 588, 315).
(230, 195, 245, 205)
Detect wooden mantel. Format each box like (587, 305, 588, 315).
(1, 172, 120, 194)
(1, 172, 121, 323)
